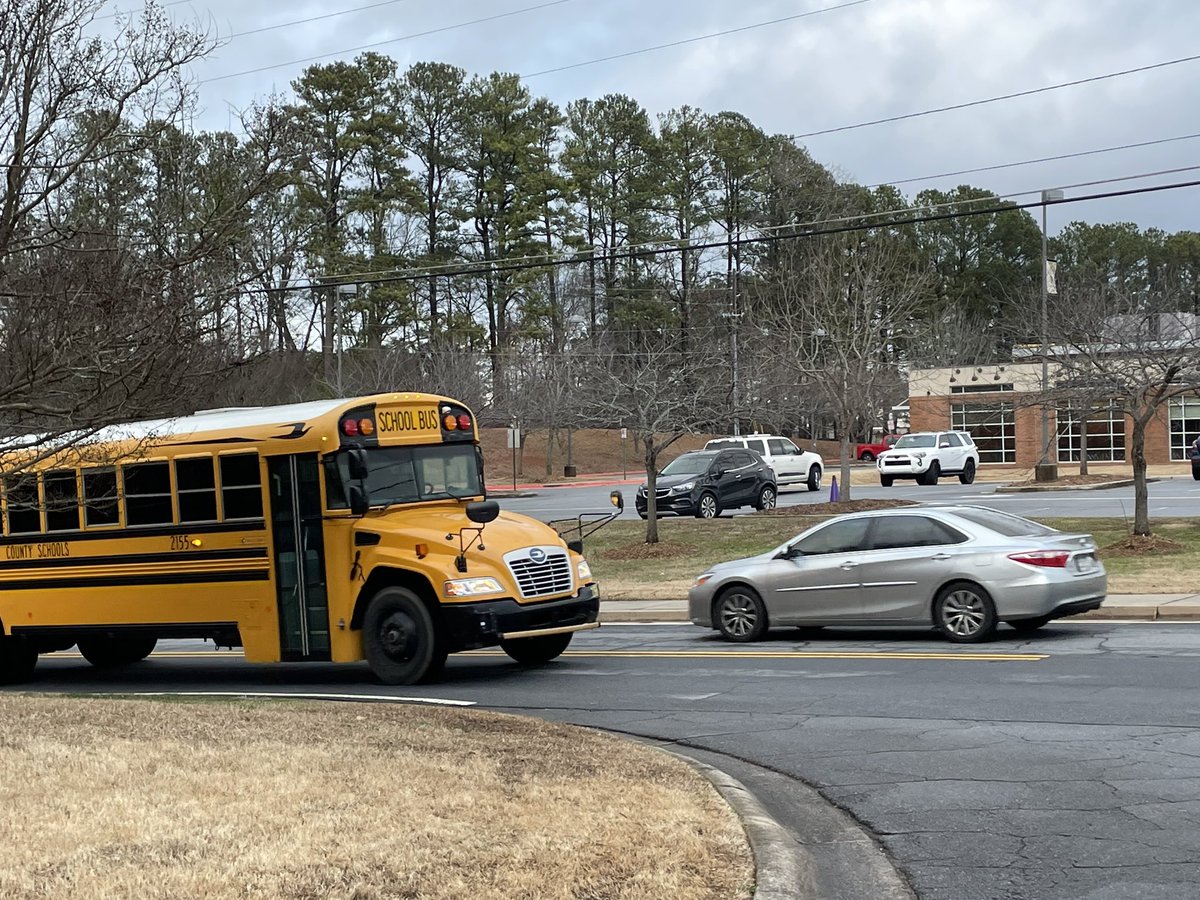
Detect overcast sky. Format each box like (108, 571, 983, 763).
(135, 0, 1200, 234)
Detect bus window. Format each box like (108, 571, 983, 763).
(4, 474, 41, 534)
(220, 454, 263, 520)
(124, 462, 173, 526)
(83, 469, 120, 527)
(176, 457, 218, 523)
(44, 470, 81, 532)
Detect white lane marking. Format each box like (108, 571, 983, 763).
(112, 691, 475, 706)
(673, 692, 721, 700)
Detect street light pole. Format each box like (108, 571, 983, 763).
(1037, 189, 1064, 481)
(335, 283, 358, 397)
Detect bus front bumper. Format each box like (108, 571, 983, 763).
(442, 584, 600, 651)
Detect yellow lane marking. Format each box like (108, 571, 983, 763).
(50, 650, 1046, 662)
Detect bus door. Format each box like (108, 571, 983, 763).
(267, 454, 331, 661)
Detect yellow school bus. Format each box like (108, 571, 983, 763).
(0, 393, 615, 685)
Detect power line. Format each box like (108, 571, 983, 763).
(240, 177, 1200, 295)
(225, 0, 420, 41)
(519, 0, 877, 79)
(865, 132, 1200, 189)
(792, 52, 1200, 139)
(198, 0, 579, 85)
(279, 163, 1200, 284)
(96, 0, 195, 21)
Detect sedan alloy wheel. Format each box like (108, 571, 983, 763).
(936, 583, 997, 642)
(715, 588, 767, 642)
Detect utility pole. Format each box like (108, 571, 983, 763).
(1037, 189, 1063, 482)
(721, 311, 742, 436)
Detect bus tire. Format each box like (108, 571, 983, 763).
(0, 636, 38, 685)
(500, 632, 573, 665)
(77, 636, 157, 668)
(362, 587, 444, 685)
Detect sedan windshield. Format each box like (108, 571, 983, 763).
(325, 444, 482, 509)
(661, 453, 716, 476)
(893, 434, 936, 449)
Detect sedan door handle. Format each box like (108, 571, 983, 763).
(930, 553, 952, 561)
(839, 560, 859, 569)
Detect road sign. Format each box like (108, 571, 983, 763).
(620, 428, 627, 440)
(506, 428, 521, 449)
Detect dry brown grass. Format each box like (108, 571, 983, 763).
(0, 696, 752, 900)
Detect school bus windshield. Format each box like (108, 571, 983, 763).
(324, 444, 483, 509)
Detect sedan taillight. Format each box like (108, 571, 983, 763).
(1008, 551, 1071, 568)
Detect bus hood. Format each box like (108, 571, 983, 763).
(355, 506, 566, 557)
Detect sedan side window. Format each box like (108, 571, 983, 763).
(870, 515, 969, 550)
(791, 519, 872, 555)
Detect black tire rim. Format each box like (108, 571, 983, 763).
(718, 593, 758, 638)
(378, 610, 420, 662)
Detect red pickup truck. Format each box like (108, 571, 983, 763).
(855, 434, 903, 462)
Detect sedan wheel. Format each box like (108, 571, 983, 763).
(935, 583, 997, 643)
(715, 588, 768, 642)
(806, 465, 822, 492)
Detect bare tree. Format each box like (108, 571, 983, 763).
(763, 228, 928, 500)
(1045, 275, 1200, 535)
(1, 1, 292, 453)
(576, 335, 723, 543)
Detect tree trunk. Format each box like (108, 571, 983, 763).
(1131, 415, 1150, 536)
(839, 433, 852, 503)
(644, 434, 659, 544)
(1078, 406, 1090, 476)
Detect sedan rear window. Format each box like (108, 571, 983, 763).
(947, 508, 1057, 537)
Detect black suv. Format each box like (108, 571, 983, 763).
(635, 449, 777, 519)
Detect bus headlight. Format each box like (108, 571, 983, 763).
(577, 559, 593, 581)
(444, 577, 504, 597)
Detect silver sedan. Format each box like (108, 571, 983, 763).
(688, 506, 1107, 643)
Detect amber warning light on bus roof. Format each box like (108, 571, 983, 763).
(342, 417, 375, 437)
(442, 413, 472, 431)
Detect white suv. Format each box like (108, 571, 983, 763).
(704, 434, 824, 491)
(876, 431, 979, 486)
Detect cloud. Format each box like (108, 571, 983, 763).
(174, 0, 1199, 230)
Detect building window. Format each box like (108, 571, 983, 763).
(950, 383, 1014, 394)
(951, 402, 1015, 463)
(1170, 397, 1200, 460)
(1057, 402, 1126, 462)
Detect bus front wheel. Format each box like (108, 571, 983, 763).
(0, 636, 38, 685)
(77, 636, 157, 668)
(363, 587, 445, 685)
(500, 632, 573, 665)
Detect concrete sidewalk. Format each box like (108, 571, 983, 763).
(599, 594, 1200, 623)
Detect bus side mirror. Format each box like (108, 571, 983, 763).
(466, 500, 499, 524)
(609, 490, 624, 511)
(348, 448, 369, 481)
(349, 485, 369, 517)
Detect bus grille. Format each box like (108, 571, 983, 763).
(505, 547, 573, 599)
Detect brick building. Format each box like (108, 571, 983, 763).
(907, 362, 1200, 467)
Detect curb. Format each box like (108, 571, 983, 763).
(673, 753, 817, 900)
(994, 477, 1158, 493)
(598, 604, 1195, 623)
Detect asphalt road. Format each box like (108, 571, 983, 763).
(499, 474, 1200, 522)
(19, 622, 1200, 900)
